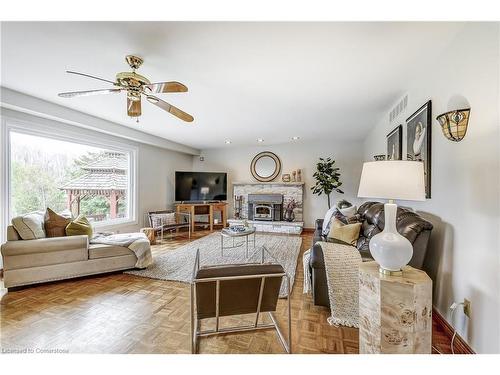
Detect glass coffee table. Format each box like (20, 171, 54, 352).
(220, 227, 256, 257)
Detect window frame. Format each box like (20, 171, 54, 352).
(1, 116, 138, 231)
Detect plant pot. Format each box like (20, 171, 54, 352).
(283, 209, 295, 222)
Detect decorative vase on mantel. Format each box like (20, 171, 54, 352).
(284, 209, 295, 222)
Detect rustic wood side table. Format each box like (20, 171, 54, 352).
(359, 261, 432, 354)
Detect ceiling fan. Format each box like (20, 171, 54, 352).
(58, 55, 194, 123)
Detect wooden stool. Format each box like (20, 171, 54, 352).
(140, 227, 156, 245)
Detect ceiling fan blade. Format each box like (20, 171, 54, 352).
(66, 70, 117, 85)
(144, 81, 188, 93)
(58, 88, 122, 98)
(146, 95, 194, 122)
(127, 97, 142, 117)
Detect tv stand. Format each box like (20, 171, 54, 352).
(175, 202, 228, 233)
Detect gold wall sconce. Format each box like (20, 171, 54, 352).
(436, 108, 470, 142)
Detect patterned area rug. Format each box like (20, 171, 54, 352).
(126, 232, 302, 296)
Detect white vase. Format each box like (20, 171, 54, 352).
(369, 202, 413, 273)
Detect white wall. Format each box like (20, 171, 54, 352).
(363, 23, 500, 353)
(192, 139, 364, 228)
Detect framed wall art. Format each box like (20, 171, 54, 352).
(386, 125, 402, 160)
(406, 100, 432, 198)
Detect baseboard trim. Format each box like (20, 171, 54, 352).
(432, 307, 475, 354)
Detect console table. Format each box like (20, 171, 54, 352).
(175, 202, 228, 233)
(359, 261, 432, 354)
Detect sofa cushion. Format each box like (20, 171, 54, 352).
(88, 243, 134, 259)
(44, 208, 71, 238)
(66, 215, 93, 237)
(11, 212, 46, 240)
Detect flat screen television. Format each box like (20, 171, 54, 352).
(175, 171, 228, 202)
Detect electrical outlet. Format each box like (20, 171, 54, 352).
(463, 298, 471, 318)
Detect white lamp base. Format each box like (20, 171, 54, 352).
(368, 202, 413, 273)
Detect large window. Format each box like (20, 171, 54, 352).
(8, 130, 136, 227)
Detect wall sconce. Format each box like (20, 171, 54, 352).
(436, 108, 470, 142)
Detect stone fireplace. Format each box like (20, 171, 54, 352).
(229, 182, 304, 234)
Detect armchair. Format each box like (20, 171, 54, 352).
(190, 248, 291, 354)
(147, 209, 191, 242)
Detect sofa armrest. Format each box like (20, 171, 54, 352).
(310, 243, 326, 269)
(1, 235, 88, 257)
(315, 219, 324, 231)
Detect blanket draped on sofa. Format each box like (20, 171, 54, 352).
(91, 232, 153, 268)
(305, 241, 361, 328)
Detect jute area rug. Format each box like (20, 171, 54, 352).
(126, 232, 302, 296)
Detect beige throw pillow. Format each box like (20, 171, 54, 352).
(327, 218, 361, 246)
(11, 212, 46, 240)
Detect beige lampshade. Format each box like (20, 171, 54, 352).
(357, 161, 426, 201)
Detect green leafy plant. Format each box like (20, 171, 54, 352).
(311, 157, 344, 209)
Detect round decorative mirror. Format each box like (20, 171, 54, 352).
(250, 151, 282, 182)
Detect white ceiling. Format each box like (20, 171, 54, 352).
(1, 22, 465, 149)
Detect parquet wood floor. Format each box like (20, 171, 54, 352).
(0, 231, 450, 354)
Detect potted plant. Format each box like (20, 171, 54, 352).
(283, 198, 298, 222)
(311, 157, 344, 208)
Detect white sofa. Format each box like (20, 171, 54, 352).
(1, 225, 138, 289)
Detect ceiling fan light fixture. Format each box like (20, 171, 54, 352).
(147, 96, 160, 104)
(257, 138, 264, 143)
(225, 140, 232, 144)
(291, 136, 300, 141)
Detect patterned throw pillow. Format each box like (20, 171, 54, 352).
(322, 206, 338, 236)
(162, 213, 176, 225)
(150, 213, 176, 228)
(44, 208, 71, 237)
(11, 212, 46, 240)
(65, 215, 93, 237)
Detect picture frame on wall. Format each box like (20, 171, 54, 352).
(386, 125, 402, 160)
(406, 100, 432, 198)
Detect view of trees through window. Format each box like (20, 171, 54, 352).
(10, 131, 130, 223)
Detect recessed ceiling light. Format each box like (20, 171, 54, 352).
(225, 140, 232, 144)
(257, 138, 264, 143)
(291, 136, 300, 141)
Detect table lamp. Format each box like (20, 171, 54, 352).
(357, 161, 426, 275)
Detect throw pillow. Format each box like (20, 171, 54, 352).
(11, 212, 46, 240)
(339, 205, 357, 218)
(162, 213, 176, 225)
(65, 215, 93, 237)
(44, 208, 71, 238)
(322, 206, 338, 236)
(327, 218, 362, 246)
(150, 213, 177, 227)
